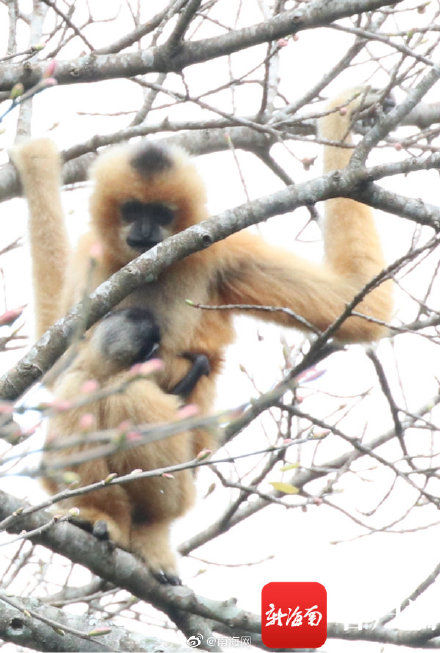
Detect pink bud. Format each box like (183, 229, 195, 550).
(51, 399, 72, 412)
(43, 78, 57, 88)
(162, 473, 175, 479)
(22, 425, 37, 437)
(296, 367, 326, 384)
(339, 107, 347, 116)
(196, 448, 212, 461)
(89, 242, 103, 260)
(79, 413, 95, 430)
(129, 358, 163, 376)
(0, 306, 24, 326)
(277, 38, 288, 48)
(394, 142, 402, 151)
(177, 404, 198, 419)
(127, 430, 142, 441)
(301, 157, 316, 171)
(43, 60, 57, 78)
(80, 379, 100, 394)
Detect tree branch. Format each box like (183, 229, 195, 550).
(0, 0, 402, 91)
(0, 593, 193, 651)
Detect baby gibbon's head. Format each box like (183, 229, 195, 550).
(91, 307, 160, 369)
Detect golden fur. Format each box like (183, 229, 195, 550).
(12, 88, 393, 580)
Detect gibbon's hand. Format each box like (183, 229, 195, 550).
(171, 353, 211, 399)
(351, 88, 396, 130)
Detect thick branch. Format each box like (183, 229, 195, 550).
(0, 594, 190, 652)
(0, 0, 402, 91)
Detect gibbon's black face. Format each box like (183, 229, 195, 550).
(120, 200, 175, 251)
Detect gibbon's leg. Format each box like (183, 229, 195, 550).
(217, 88, 393, 342)
(99, 375, 196, 582)
(44, 447, 133, 550)
(63, 460, 133, 548)
(45, 367, 133, 550)
(10, 139, 70, 338)
(126, 459, 195, 584)
(130, 521, 180, 585)
(47, 367, 196, 575)
(125, 444, 196, 583)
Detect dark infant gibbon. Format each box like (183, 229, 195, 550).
(12, 87, 393, 583)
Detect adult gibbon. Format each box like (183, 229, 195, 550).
(12, 87, 393, 583)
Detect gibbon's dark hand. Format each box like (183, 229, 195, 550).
(171, 353, 211, 399)
(355, 90, 396, 131)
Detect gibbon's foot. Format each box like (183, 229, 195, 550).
(69, 515, 111, 541)
(69, 516, 116, 551)
(93, 519, 110, 541)
(130, 521, 181, 584)
(69, 515, 94, 534)
(68, 511, 130, 550)
(151, 567, 182, 586)
(171, 353, 211, 399)
(131, 548, 182, 585)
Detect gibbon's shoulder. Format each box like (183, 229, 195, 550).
(89, 140, 208, 229)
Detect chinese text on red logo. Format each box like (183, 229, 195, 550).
(261, 582, 327, 649)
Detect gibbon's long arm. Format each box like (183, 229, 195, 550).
(10, 140, 70, 338)
(218, 89, 393, 341)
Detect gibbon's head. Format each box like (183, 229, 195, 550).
(89, 141, 208, 265)
(90, 307, 161, 368)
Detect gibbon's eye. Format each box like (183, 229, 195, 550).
(120, 200, 175, 226)
(144, 202, 175, 226)
(120, 199, 145, 223)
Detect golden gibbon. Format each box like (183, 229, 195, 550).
(11, 87, 393, 583)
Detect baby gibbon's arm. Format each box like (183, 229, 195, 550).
(11, 139, 70, 337)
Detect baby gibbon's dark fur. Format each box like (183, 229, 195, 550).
(12, 88, 393, 582)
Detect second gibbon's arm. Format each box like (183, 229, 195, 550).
(218, 89, 393, 341)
